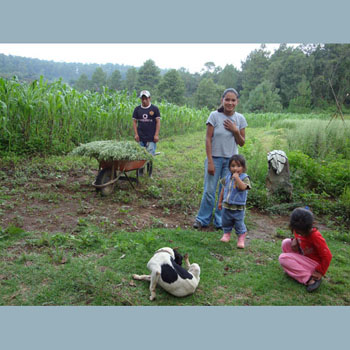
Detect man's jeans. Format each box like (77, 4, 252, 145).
(196, 157, 230, 228)
(140, 141, 156, 156)
(139, 141, 155, 176)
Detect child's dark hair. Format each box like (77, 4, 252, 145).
(217, 88, 239, 113)
(229, 154, 246, 172)
(289, 208, 314, 236)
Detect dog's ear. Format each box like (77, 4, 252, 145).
(173, 249, 183, 266)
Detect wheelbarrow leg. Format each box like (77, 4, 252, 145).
(147, 160, 153, 177)
(123, 172, 136, 190)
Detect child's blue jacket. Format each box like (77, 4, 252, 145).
(223, 172, 249, 205)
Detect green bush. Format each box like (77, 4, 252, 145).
(288, 151, 350, 197)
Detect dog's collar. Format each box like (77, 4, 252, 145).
(155, 249, 173, 256)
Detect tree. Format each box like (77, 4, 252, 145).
(178, 68, 200, 93)
(125, 67, 138, 93)
(288, 76, 312, 112)
(91, 67, 107, 92)
(240, 45, 271, 103)
(310, 44, 350, 111)
(108, 69, 122, 91)
(137, 59, 161, 92)
(194, 78, 225, 110)
(244, 80, 283, 112)
(203, 62, 216, 73)
(156, 69, 185, 105)
(200, 62, 222, 84)
(267, 45, 313, 107)
(75, 73, 91, 91)
(217, 64, 241, 90)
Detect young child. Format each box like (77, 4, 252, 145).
(218, 154, 251, 248)
(279, 207, 332, 292)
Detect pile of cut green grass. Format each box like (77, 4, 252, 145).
(71, 140, 153, 162)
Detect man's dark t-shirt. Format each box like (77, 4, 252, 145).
(132, 104, 160, 142)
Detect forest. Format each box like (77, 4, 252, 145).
(1, 43, 350, 113)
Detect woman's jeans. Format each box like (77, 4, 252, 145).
(196, 157, 230, 228)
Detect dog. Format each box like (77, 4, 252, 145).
(132, 247, 200, 300)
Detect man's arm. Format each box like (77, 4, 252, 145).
(154, 118, 160, 142)
(132, 119, 139, 142)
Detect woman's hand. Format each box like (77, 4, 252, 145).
(207, 161, 215, 175)
(223, 119, 239, 134)
(218, 201, 222, 210)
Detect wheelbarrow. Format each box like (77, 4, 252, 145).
(92, 158, 152, 196)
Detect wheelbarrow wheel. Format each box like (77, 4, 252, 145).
(95, 168, 116, 196)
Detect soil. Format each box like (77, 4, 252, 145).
(0, 167, 328, 242)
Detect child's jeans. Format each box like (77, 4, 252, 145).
(222, 208, 247, 235)
(279, 238, 319, 285)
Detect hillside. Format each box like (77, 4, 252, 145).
(0, 53, 133, 83)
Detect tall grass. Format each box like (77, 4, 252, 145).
(245, 112, 330, 128)
(0, 77, 208, 155)
(283, 119, 350, 159)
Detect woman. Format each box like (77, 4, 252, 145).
(193, 88, 247, 229)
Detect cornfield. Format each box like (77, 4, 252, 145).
(0, 76, 208, 155)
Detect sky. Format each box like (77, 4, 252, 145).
(0, 43, 299, 73)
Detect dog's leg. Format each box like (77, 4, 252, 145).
(184, 253, 191, 269)
(133, 274, 151, 281)
(149, 270, 160, 301)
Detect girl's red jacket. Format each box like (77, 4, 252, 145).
(295, 228, 332, 275)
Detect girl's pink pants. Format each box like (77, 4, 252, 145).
(278, 238, 318, 285)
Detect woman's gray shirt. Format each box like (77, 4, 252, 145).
(206, 111, 248, 158)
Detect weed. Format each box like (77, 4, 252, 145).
(150, 216, 165, 228)
(0, 224, 26, 240)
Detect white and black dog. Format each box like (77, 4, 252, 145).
(133, 247, 200, 300)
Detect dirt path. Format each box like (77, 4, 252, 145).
(0, 173, 289, 239)
(0, 168, 328, 241)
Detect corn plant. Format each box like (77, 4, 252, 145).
(0, 76, 208, 155)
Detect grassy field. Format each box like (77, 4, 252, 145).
(1, 226, 349, 306)
(1, 126, 350, 305)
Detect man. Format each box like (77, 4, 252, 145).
(132, 90, 161, 156)
(132, 90, 160, 175)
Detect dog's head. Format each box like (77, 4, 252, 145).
(173, 248, 183, 266)
(155, 247, 183, 266)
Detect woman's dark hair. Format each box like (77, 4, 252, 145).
(217, 88, 239, 113)
(289, 208, 314, 236)
(229, 154, 246, 172)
